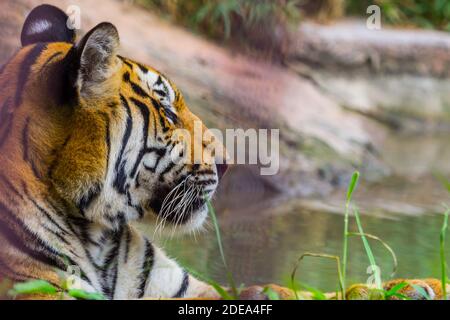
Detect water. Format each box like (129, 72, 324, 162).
(141, 180, 448, 293)
(140, 133, 450, 293)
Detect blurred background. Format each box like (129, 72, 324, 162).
(1, 0, 450, 292)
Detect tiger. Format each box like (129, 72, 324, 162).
(0, 3, 246, 299)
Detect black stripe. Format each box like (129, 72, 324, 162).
(155, 76, 164, 87)
(21, 182, 71, 235)
(40, 51, 63, 71)
(0, 259, 39, 282)
(129, 98, 150, 178)
(42, 225, 71, 246)
(153, 89, 166, 97)
(196, 179, 217, 186)
(196, 169, 215, 175)
(117, 56, 133, 69)
(0, 98, 13, 148)
(15, 43, 46, 108)
(158, 160, 177, 180)
(142, 147, 166, 174)
(137, 239, 154, 298)
(22, 117, 31, 161)
(77, 183, 102, 211)
(102, 227, 123, 299)
(131, 81, 150, 98)
(104, 211, 126, 229)
(123, 227, 131, 263)
(172, 271, 189, 298)
(113, 95, 133, 195)
(47, 134, 71, 179)
(111, 225, 129, 299)
(152, 98, 168, 130)
(53, 210, 98, 282)
(164, 108, 178, 124)
(107, 101, 118, 108)
(136, 62, 148, 74)
(0, 201, 64, 270)
(125, 191, 144, 219)
(101, 229, 123, 268)
(109, 259, 119, 300)
(21, 117, 42, 179)
(67, 216, 101, 249)
(152, 108, 157, 140)
(123, 72, 151, 99)
(155, 75, 172, 101)
(111, 228, 124, 299)
(150, 147, 167, 174)
(99, 111, 111, 173)
(30, 160, 42, 180)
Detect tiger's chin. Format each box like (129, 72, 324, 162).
(174, 204, 209, 234)
(143, 201, 210, 237)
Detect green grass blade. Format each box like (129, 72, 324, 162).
(8, 280, 58, 297)
(262, 287, 280, 300)
(353, 207, 382, 289)
(68, 289, 106, 300)
(183, 265, 234, 300)
(209, 282, 234, 300)
(297, 282, 327, 300)
(385, 282, 408, 298)
(342, 171, 360, 296)
(291, 252, 344, 300)
(440, 206, 449, 300)
(347, 232, 398, 278)
(346, 171, 360, 203)
(206, 199, 238, 298)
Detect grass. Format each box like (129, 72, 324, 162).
(383, 282, 409, 300)
(6, 279, 105, 300)
(133, 0, 450, 63)
(342, 171, 359, 294)
(436, 173, 450, 300)
(353, 206, 382, 289)
(206, 199, 239, 299)
(290, 253, 344, 300)
(346, 232, 398, 278)
(346, 0, 450, 32)
(440, 206, 449, 300)
(289, 170, 420, 300)
(137, 0, 301, 59)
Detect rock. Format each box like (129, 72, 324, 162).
(288, 20, 450, 132)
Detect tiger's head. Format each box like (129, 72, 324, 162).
(1, 5, 227, 232)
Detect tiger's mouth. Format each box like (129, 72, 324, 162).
(146, 175, 217, 230)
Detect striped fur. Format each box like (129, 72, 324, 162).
(0, 5, 226, 299)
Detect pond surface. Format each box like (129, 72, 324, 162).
(140, 178, 448, 293)
(140, 133, 450, 293)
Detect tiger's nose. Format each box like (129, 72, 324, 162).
(216, 163, 228, 181)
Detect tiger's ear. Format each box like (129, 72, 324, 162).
(75, 22, 120, 99)
(21, 4, 76, 46)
